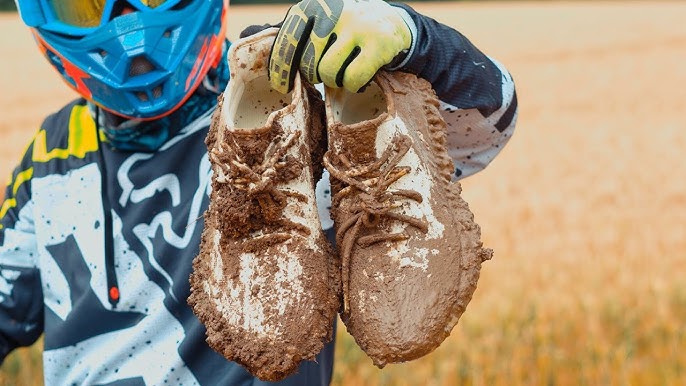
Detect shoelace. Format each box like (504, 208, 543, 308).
(209, 129, 312, 247)
(324, 133, 428, 312)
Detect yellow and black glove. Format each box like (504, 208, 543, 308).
(269, 0, 411, 94)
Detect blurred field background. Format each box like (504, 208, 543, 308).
(2, 1, 686, 385)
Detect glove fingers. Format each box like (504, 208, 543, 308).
(341, 50, 388, 93)
(270, 10, 315, 94)
(269, 0, 410, 94)
(316, 36, 360, 89)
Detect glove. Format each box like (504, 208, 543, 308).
(269, 0, 411, 94)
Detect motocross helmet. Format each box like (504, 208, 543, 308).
(15, 0, 228, 119)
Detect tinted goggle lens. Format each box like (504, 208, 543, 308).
(48, 0, 106, 27)
(47, 0, 172, 28)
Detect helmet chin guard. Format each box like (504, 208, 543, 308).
(22, 0, 228, 120)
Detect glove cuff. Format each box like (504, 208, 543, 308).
(386, 5, 418, 71)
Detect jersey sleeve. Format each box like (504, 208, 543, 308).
(392, 3, 518, 180)
(0, 135, 45, 363)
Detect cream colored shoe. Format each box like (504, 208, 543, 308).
(324, 71, 492, 367)
(188, 28, 338, 382)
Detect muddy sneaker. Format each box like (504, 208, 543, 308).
(324, 71, 492, 367)
(188, 28, 339, 382)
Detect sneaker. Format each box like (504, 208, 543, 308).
(188, 28, 339, 382)
(324, 71, 492, 367)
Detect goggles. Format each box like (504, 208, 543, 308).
(17, 0, 186, 36)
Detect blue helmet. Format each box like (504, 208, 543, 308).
(16, 0, 228, 120)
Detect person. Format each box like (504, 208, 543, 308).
(0, 0, 517, 384)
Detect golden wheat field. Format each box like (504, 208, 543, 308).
(1, 1, 686, 385)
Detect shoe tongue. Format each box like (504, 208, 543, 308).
(220, 126, 275, 165)
(327, 80, 390, 164)
(330, 121, 381, 165)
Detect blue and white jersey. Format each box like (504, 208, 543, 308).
(0, 5, 516, 385)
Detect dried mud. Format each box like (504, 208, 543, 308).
(325, 72, 491, 367)
(188, 48, 338, 380)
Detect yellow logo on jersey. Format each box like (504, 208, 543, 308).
(32, 104, 98, 162)
(2, 105, 98, 229)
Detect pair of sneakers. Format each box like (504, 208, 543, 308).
(188, 28, 492, 381)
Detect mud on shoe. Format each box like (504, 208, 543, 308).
(188, 28, 339, 382)
(324, 71, 492, 367)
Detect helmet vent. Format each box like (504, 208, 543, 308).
(133, 85, 163, 103)
(135, 92, 149, 102)
(129, 55, 157, 77)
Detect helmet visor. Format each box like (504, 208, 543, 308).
(48, 0, 106, 27)
(45, 0, 175, 28)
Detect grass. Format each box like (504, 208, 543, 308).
(329, 264, 686, 386)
